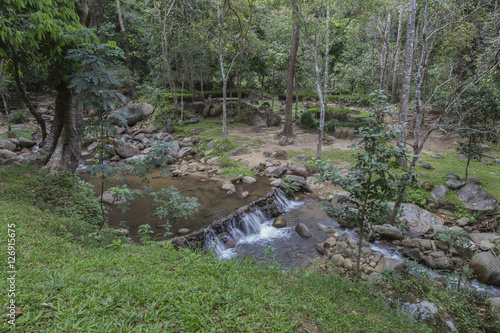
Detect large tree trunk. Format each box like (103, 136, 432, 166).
(396, 0, 417, 167)
(283, 26, 300, 137)
(390, 8, 403, 104)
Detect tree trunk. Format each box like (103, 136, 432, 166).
(0, 60, 11, 132)
(295, 71, 299, 118)
(283, 26, 300, 137)
(236, 55, 241, 114)
(390, 8, 403, 104)
(116, 0, 135, 99)
(396, 0, 417, 167)
(380, 11, 392, 94)
(315, 58, 326, 160)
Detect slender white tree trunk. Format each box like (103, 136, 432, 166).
(390, 8, 404, 104)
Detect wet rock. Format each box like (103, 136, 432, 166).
(389, 203, 446, 237)
(241, 176, 256, 184)
(115, 142, 139, 158)
(221, 182, 236, 192)
(230, 147, 247, 156)
(289, 163, 307, 177)
(178, 228, 190, 235)
(304, 177, 322, 192)
(0, 139, 16, 151)
(272, 216, 287, 228)
(109, 102, 155, 126)
(295, 223, 312, 238)
(431, 185, 448, 200)
(273, 150, 289, 160)
(373, 224, 404, 239)
(177, 147, 193, 158)
(446, 179, 466, 190)
(375, 257, 404, 273)
(470, 252, 500, 286)
(403, 248, 422, 261)
(265, 166, 287, 178)
(458, 185, 498, 213)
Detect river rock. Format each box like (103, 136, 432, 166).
(115, 142, 139, 158)
(265, 166, 287, 178)
(272, 216, 287, 228)
(101, 191, 127, 205)
(431, 185, 448, 200)
(468, 233, 500, 247)
(458, 185, 498, 213)
(177, 147, 193, 158)
(295, 223, 312, 238)
(389, 203, 446, 237)
(446, 179, 466, 190)
(0, 139, 16, 151)
(304, 177, 321, 192)
(332, 191, 355, 208)
(221, 182, 235, 192)
(456, 217, 470, 226)
(289, 163, 307, 177)
(109, 102, 155, 126)
(270, 179, 282, 187)
(284, 175, 306, 185)
(241, 176, 256, 184)
(273, 150, 288, 160)
(0, 149, 17, 159)
(470, 252, 500, 286)
(230, 147, 247, 156)
(486, 297, 500, 311)
(343, 258, 353, 270)
(124, 155, 148, 164)
(373, 225, 404, 239)
(331, 254, 345, 267)
(375, 257, 404, 273)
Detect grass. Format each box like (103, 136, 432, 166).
(0, 128, 35, 140)
(0, 165, 434, 332)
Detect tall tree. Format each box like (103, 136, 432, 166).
(390, 6, 404, 104)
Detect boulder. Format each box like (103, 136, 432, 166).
(304, 177, 322, 192)
(272, 216, 287, 228)
(0, 149, 17, 159)
(418, 163, 432, 169)
(241, 176, 256, 184)
(373, 225, 404, 239)
(456, 217, 470, 227)
(290, 163, 307, 177)
(331, 254, 345, 267)
(458, 185, 498, 213)
(375, 257, 404, 273)
(431, 185, 448, 200)
(210, 104, 222, 117)
(230, 147, 247, 156)
(191, 101, 205, 113)
(265, 166, 287, 178)
(446, 179, 466, 190)
(273, 150, 289, 160)
(468, 233, 500, 246)
(270, 179, 282, 187)
(115, 142, 139, 158)
(295, 223, 312, 238)
(278, 136, 287, 146)
(284, 175, 306, 185)
(445, 172, 460, 181)
(486, 297, 500, 311)
(389, 202, 446, 237)
(470, 252, 500, 286)
(177, 147, 193, 158)
(221, 182, 236, 192)
(466, 177, 481, 185)
(266, 114, 281, 127)
(0, 139, 16, 151)
(101, 191, 127, 205)
(109, 102, 155, 126)
(165, 123, 174, 134)
(331, 191, 355, 208)
(18, 137, 36, 148)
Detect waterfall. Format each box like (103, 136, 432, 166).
(205, 189, 302, 259)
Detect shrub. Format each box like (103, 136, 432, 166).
(299, 111, 318, 129)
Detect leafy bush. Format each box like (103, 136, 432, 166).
(281, 178, 304, 196)
(11, 109, 26, 123)
(299, 110, 318, 129)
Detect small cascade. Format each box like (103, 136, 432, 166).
(205, 189, 303, 259)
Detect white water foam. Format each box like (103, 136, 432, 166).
(206, 190, 303, 259)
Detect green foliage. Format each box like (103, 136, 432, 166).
(280, 178, 304, 196)
(138, 224, 153, 245)
(10, 109, 26, 124)
(299, 110, 318, 129)
(403, 187, 429, 208)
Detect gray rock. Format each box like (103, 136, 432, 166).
(178, 228, 190, 235)
(109, 102, 155, 126)
(279, 136, 287, 146)
(263, 151, 272, 157)
(0, 139, 16, 151)
(115, 142, 139, 158)
(207, 141, 217, 149)
(373, 225, 404, 239)
(219, 144, 229, 151)
(399, 300, 439, 322)
(240, 191, 249, 199)
(162, 133, 174, 142)
(190, 127, 202, 132)
(287, 138, 294, 145)
(331, 191, 355, 208)
(241, 176, 256, 184)
(284, 175, 306, 185)
(230, 147, 247, 156)
(289, 163, 307, 177)
(265, 166, 287, 178)
(221, 182, 236, 192)
(210, 104, 222, 117)
(432, 154, 444, 159)
(446, 179, 466, 190)
(469, 233, 500, 246)
(375, 257, 404, 273)
(486, 297, 500, 311)
(466, 177, 481, 185)
(295, 223, 312, 238)
(418, 162, 432, 169)
(18, 137, 36, 148)
(331, 254, 345, 267)
(165, 123, 174, 134)
(167, 142, 180, 157)
(368, 272, 383, 283)
(434, 256, 453, 271)
(445, 172, 460, 181)
(431, 185, 448, 200)
(270, 179, 282, 187)
(266, 114, 281, 127)
(273, 150, 288, 160)
(456, 217, 470, 226)
(458, 185, 498, 213)
(124, 155, 148, 164)
(470, 252, 500, 286)
(177, 147, 193, 158)
(304, 177, 322, 192)
(272, 216, 287, 228)
(101, 191, 127, 205)
(389, 202, 447, 237)
(0, 149, 17, 159)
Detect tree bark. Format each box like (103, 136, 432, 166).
(396, 0, 417, 167)
(116, 0, 135, 99)
(0, 60, 12, 132)
(87, 0, 109, 30)
(283, 26, 300, 137)
(390, 8, 403, 104)
(380, 11, 392, 94)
